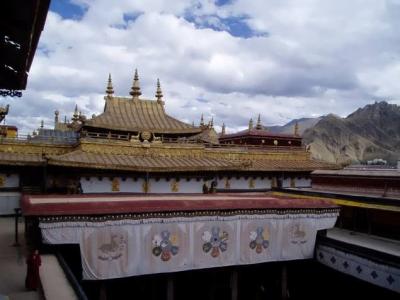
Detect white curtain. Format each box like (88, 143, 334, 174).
(40, 212, 338, 280)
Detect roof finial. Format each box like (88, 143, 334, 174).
(54, 110, 59, 125)
(210, 117, 214, 128)
(256, 114, 262, 130)
(72, 105, 79, 122)
(40, 120, 44, 128)
(64, 115, 67, 124)
(294, 121, 299, 136)
(221, 123, 226, 135)
(130, 69, 142, 100)
(106, 73, 114, 97)
(200, 114, 204, 126)
(248, 118, 253, 130)
(155, 78, 164, 104)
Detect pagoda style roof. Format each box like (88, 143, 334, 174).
(84, 97, 201, 135)
(0, 152, 44, 166)
(248, 159, 335, 171)
(45, 148, 336, 172)
(220, 128, 301, 140)
(312, 168, 400, 178)
(48, 150, 243, 172)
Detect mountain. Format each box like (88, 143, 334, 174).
(302, 101, 400, 164)
(267, 117, 322, 135)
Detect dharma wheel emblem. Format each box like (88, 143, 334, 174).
(140, 131, 152, 142)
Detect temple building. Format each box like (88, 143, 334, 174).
(0, 70, 335, 205)
(2, 70, 397, 299)
(219, 115, 302, 148)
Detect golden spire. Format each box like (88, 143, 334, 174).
(130, 69, 142, 100)
(200, 114, 204, 126)
(54, 110, 59, 125)
(209, 117, 214, 128)
(221, 123, 226, 135)
(155, 78, 163, 104)
(106, 73, 114, 97)
(72, 105, 79, 122)
(294, 121, 299, 136)
(256, 114, 263, 130)
(248, 118, 253, 130)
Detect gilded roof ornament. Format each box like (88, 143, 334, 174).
(248, 118, 253, 130)
(294, 121, 299, 136)
(72, 105, 79, 122)
(210, 117, 214, 128)
(255, 114, 263, 130)
(200, 114, 204, 126)
(155, 78, 164, 104)
(0, 104, 9, 123)
(106, 73, 114, 97)
(221, 123, 226, 136)
(130, 69, 142, 100)
(54, 110, 59, 124)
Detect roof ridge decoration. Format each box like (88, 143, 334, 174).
(155, 78, 164, 105)
(248, 118, 253, 130)
(106, 73, 114, 98)
(130, 69, 142, 100)
(72, 105, 79, 122)
(294, 121, 299, 136)
(256, 114, 263, 130)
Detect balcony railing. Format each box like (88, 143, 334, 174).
(0, 131, 306, 152)
(0, 133, 78, 145)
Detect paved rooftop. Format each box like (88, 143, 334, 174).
(0, 217, 39, 300)
(22, 193, 338, 216)
(327, 228, 400, 257)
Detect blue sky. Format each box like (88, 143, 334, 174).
(50, 0, 87, 20)
(4, 0, 400, 132)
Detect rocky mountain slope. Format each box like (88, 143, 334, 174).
(302, 102, 400, 164)
(267, 117, 321, 135)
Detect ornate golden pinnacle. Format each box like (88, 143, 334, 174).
(130, 69, 142, 99)
(155, 78, 163, 103)
(106, 73, 114, 97)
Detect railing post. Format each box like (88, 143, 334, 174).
(13, 207, 21, 247)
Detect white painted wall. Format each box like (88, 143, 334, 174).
(80, 175, 310, 193)
(216, 177, 272, 190)
(295, 177, 311, 188)
(81, 177, 205, 194)
(0, 174, 19, 188)
(282, 178, 291, 188)
(149, 178, 204, 193)
(0, 192, 21, 215)
(80, 177, 143, 193)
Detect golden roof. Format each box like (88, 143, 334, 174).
(48, 150, 242, 172)
(0, 152, 44, 165)
(45, 148, 336, 172)
(84, 97, 202, 134)
(248, 159, 336, 171)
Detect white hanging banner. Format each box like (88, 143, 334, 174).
(40, 212, 338, 280)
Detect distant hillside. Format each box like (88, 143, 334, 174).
(267, 117, 321, 135)
(302, 101, 400, 164)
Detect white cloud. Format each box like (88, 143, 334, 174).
(3, 0, 400, 133)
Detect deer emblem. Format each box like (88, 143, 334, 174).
(290, 224, 307, 244)
(98, 233, 126, 261)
